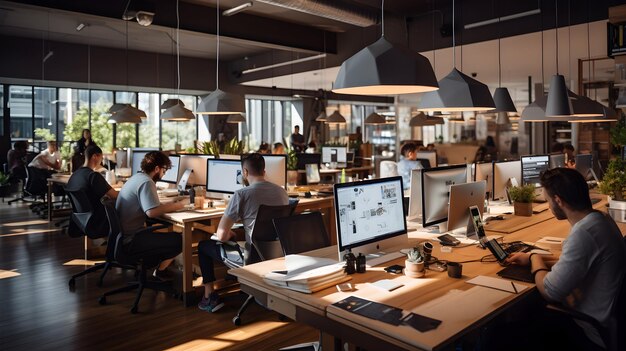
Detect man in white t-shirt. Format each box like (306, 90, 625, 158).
(29, 141, 61, 171)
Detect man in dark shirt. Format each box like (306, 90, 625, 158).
(66, 145, 118, 237)
(289, 125, 305, 152)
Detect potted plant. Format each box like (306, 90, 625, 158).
(508, 184, 536, 217)
(404, 246, 425, 278)
(599, 159, 626, 222)
(286, 147, 298, 187)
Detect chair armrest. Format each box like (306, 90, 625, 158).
(210, 234, 238, 247)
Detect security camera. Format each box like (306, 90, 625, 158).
(135, 11, 154, 26)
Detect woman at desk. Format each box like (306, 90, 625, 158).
(397, 142, 422, 190)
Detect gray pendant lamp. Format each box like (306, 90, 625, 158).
(226, 114, 246, 123)
(325, 110, 346, 124)
(315, 111, 328, 122)
(365, 112, 386, 125)
(493, 0, 517, 114)
(545, 0, 572, 117)
(520, 94, 571, 122)
(197, 0, 245, 114)
(108, 105, 143, 124)
(161, 102, 195, 121)
(160, 99, 184, 109)
(108, 103, 129, 114)
(419, 1, 495, 112)
(496, 111, 511, 125)
(332, 0, 437, 95)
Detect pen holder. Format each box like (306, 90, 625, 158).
(447, 262, 462, 278)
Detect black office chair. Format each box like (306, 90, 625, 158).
(273, 211, 330, 255)
(8, 166, 46, 206)
(547, 235, 626, 351)
(416, 158, 432, 169)
(66, 190, 133, 288)
(97, 200, 175, 314)
(212, 201, 298, 325)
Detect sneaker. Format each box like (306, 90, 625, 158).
(198, 292, 224, 312)
(152, 268, 174, 282)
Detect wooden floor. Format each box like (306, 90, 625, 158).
(0, 196, 318, 351)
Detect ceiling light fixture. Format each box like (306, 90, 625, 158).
(223, 2, 253, 16)
(419, 0, 495, 112)
(122, 1, 154, 26)
(545, 0, 572, 117)
(332, 0, 438, 95)
(76, 23, 87, 31)
(364, 112, 386, 125)
(226, 114, 247, 123)
(325, 110, 346, 124)
(160, 99, 185, 110)
(197, 0, 246, 115)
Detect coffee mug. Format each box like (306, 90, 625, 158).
(447, 262, 463, 278)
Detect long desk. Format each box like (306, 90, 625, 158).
(230, 198, 622, 350)
(160, 196, 335, 306)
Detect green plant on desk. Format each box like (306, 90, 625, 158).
(599, 159, 626, 201)
(404, 246, 425, 278)
(286, 148, 298, 171)
(406, 247, 423, 263)
(509, 184, 535, 217)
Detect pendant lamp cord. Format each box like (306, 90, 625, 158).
(216, 0, 220, 90)
(432, 0, 436, 72)
(452, 0, 456, 67)
(381, 0, 385, 37)
(496, 0, 501, 87)
(176, 0, 181, 98)
(540, 0, 544, 88)
(586, 0, 591, 94)
(555, 0, 559, 74)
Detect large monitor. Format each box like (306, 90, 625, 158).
(206, 159, 243, 194)
(296, 153, 321, 170)
(550, 154, 566, 168)
(180, 154, 215, 186)
(521, 155, 549, 187)
(492, 160, 521, 201)
(334, 176, 407, 261)
(322, 146, 347, 164)
(474, 162, 493, 196)
(262, 154, 287, 188)
(161, 155, 181, 184)
(129, 148, 159, 175)
(421, 164, 468, 229)
(447, 181, 486, 233)
(415, 151, 437, 168)
(575, 154, 593, 180)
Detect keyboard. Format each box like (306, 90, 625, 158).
(503, 242, 534, 254)
(159, 189, 179, 197)
(497, 265, 534, 283)
(366, 251, 405, 267)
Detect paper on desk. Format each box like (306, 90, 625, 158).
(466, 275, 528, 294)
(267, 255, 342, 281)
(486, 205, 514, 215)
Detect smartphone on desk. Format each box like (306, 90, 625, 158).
(437, 234, 460, 246)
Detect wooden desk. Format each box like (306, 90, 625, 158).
(230, 198, 621, 350)
(160, 196, 335, 306)
(47, 175, 71, 221)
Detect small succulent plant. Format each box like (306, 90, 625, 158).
(406, 246, 424, 263)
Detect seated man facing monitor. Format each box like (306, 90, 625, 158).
(66, 145, 118, 237)
(506, 168, 625, 350)
(196, 153, 289, 312)
(29, 140, 61, 173)
(397, 142, 422, 189)
(116, 151, 186, 280)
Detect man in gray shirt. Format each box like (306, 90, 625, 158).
(197, 153, 289, 312)
(506, 168, 625, 349)
(116, 151, 186, 279)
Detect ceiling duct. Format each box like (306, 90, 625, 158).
(255, 0, 378, 27)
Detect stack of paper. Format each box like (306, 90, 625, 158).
(263, 255, 350, 293)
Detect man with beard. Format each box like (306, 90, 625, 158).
(116, 151, 186, 280)
(196, 153, 289, 312)
(505, 168, 625, 350)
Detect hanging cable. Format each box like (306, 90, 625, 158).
(216, 0, 220, 90)
(381, 0, 385, 38)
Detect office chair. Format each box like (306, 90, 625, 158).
(546, 235, 626, 351)
(212, 201, 298, 326)
(379, 160, 398, 178)
(8, 166, 47, 207)
(273, 211, 330, 255)
(416, 158, 432, 169)
(66, 189, 134, 289)
(97, 200, 175, 314)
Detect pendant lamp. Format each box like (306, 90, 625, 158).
(496, 111, 511, 125)
(493, 0, 517, 114)
(108, 103, 129, 114)
(315, 111, 327, 122)
(108, 105, 144, 124)
(325, 110, 346, 124)
(419, 0, 495, 112)
(365, 112, 386, 125)
(160, 99, 184, 109)
(197, 0, 245, 114)
(161, 103, 195, 121)
(226, 114, 246, 123)
(545, 0, 572, 117)
(332, 0, 437, 95)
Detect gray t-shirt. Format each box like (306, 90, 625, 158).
(116, 172, 161, 244)
(543, 211, 625, 325)
(223, 180, 289, 244)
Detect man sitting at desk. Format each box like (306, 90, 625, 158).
(197, 153, 289, 313)
(116, 151, 186, 281)
(66, 145, 118, 237)
(506, 168, 625, 350)
(29, 140, 61, 174)
(397, 142, 422, 190)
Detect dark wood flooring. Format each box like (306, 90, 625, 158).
(0, 197, 317, 351)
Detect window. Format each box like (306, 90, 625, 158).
(33, 87, 57, 143)
(243, 98, 298, 152)
(113, 91, 136, 150)
(138, 93, 160, 148)
(161, 94, 197, 151)
(9, 86, 33, 141)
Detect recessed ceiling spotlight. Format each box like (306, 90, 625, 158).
(76, 23, 87, 31)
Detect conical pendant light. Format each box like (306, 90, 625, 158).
(545, 0, 572, 117)
(419, 0, 495, 112)
(197, 0, 245, 114)
(108, 103, 130, 114)
(226, 114, 246, 123)
(325, 110, 346, 124)
(332, 0, 437, 95)
(493, 0, 517, 114)
(365, 112, 386, 125)
(160, 98, 184, 109)
(161, 0, 195, 121)
(108, 105, 144, 124)
(315, 111, 327, 122)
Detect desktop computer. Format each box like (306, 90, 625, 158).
(296, 153, 321, 170)
(129, 148, 159, 175)
(180, 154, 214, 186)
(322, 146, 348, 167)
(334, 176, 407, 264)
(206, 159, 243, 194)
(161, 155, 181, 184)
(421, 164, 468, 230)
(521, 155, 549, 187)
(262, 154, 287, 188)
(474, 161, 493, 196)
(492, 160, 521, 201)
(415, 151, 437, 168)
(446, 181, 486, 234)
(407, 168, 422, 221)
(549, 154, 565, 169)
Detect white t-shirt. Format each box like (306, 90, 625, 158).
(29, 149, 60, 170)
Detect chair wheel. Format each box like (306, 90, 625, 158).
(232, 316, 242, 326)
(130, 306, 138, 314)
(99, 296, 107, 305)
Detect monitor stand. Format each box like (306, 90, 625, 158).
(338, 234, 408, 266)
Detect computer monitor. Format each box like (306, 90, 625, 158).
(129, 148, 159, 175)
(161, 155, 181, 184)
(206, 159, 243, 194)
(446, 181, 486, 233)
(550, 154, 566, 168)
(415, 151, 437, 168)
(474, 162, 493, 196)
(346, 152, 355, 164)
(521, 155, 549, 187)
(180, 154, 215, 186)
(575, 154, 593, 180)
(492, 160, 521, 201)
(322, 146, 347, 164)
(306, 163, 321, 184)
(421, 164, 468, 229)
(262, 154, 287, 188)
(407, 168, 423, 221)
(334, 176, 407, 261)
(296, 153, 321, 170)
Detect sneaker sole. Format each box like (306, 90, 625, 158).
(209, 302, 224, 313)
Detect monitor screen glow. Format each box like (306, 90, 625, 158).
(161, 155, 181, 184)
(521, 155, 549, 187)
(206, 159, 243, 194)
(322, 147, 347, 164)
